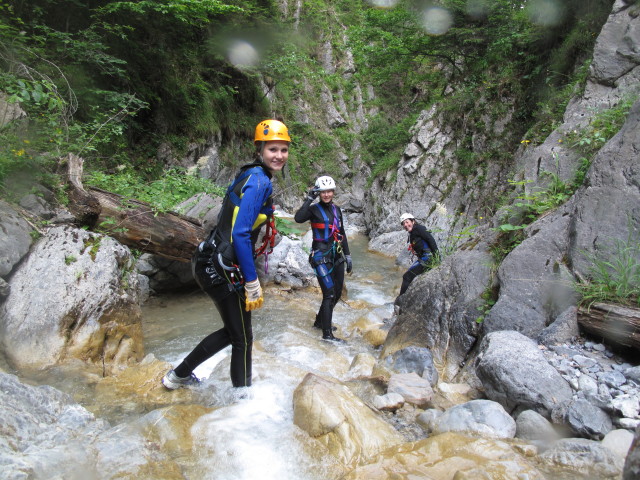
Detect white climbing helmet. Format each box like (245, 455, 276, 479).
(399, 212, 415, 224)
(315, 175, 336, 192)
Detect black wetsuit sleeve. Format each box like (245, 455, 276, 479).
(338, 207, 350, 255)
(294, 198, 314, 223)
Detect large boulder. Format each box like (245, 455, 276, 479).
(474, 331, 573, 417)
(0, 226, 143, 373)
(483, 207, 577, 337)
(382, 248, 491, 381)
(292, 373, 404, 468)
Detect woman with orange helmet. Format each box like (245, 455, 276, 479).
(163, 119, 290, 390)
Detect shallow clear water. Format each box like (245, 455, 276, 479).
(140, 233, 403, 479)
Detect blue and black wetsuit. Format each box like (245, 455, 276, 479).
(294, 198, 350, 333)
(400, 223, 438, 296)
(175, 162, 273, 387)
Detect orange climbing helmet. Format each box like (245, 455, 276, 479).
(254, 119, 291, 143)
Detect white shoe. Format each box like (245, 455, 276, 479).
(162, 370, 199, 390)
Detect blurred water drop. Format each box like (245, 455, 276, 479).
(421, 6, 453, 36)
(228, 40, 260, 68)
(526, 0, 565, 27)
(466, 0, 488, 20)
(366, 0, 399, 8)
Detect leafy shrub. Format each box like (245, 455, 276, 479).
(85, 167, 225, 212)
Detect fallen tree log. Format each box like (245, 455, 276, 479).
(66, 153, 206, 262)
(578, 302, 640, 350)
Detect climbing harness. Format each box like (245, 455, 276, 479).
(309, 202, 346, 275)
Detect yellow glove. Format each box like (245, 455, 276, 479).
(244, 279, 263, 311)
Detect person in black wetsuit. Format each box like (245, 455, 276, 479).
(162, 119, 290, 390)
(397, 212, 439, 300)
(294, 175, 352, 342)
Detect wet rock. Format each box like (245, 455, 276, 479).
(432, 399, 516, 439)
(383, 346, 438, 386)
(292, 373, 404, 468)
(91, 355, 201, 418)
(0, 199, 33, 278)
(387, 372, 433, 408)
(538, 437, 624, 479)
(415, 408, 441, 433)
(474, 331, 573, 417)
(0, 226, 143, 373)
(347, 352, 376, 378)
(373, 392, 405, 412)
(434, 382, 473, 408)
(363, 327, 387, 347)
(516, 410, 561, 444)
(0, 372, 109, 479)
(343, 432, 545, 480)
(565, 399, 613, 440)
(602, 429, 635, 462)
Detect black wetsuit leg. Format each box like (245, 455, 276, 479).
(174, 256, 253, 387)
(315, 259, 345, 330)
(399, 261, 427, 296)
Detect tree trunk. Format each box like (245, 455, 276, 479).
(578, 303, 640, 350)
(65, 153, 205, 262)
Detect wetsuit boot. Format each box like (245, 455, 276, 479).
(322, 328, 345, 343)
(314, 313, 336, 331)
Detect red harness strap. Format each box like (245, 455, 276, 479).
(254, 210, 277, 272)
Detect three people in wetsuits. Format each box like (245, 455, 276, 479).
(294, 175, 351, 342)
(396, 212, 439, 301)
(162, 119, 289, 390)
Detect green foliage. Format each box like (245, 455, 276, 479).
(566, 96, 637, 157)
(274, 216, 298, 238)
(85, 168, 225, 213)
(97, 0, 243, 25)
(364, 112, 419, 186)
(493, 164, 580, 261)
(576, 229, 640, 308)
(475, 286, 498, 324)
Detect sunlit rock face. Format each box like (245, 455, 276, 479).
(292, 373, 404, 468)
(0, 226, 143, 374)
(342, 432, 546, 480)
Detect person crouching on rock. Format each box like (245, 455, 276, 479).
(395, 213, 439, 303)
(294, 175, 352, 342)
(162, 119, 290, 390)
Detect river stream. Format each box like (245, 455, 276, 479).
(138, 233, 403, 479)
